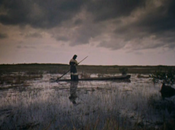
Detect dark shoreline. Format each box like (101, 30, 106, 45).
(0, 63, 175, 74)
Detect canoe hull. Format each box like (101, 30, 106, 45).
(55, 75, 131, 82)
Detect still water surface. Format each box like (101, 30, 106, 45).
(0, 73, 175, 129)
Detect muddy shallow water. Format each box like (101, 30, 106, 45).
(0, 73, 175, 130)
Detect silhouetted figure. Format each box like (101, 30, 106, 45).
(160, 83, 175, 98)
(69, 55, 78, 81)
(69, 82, 78, 104)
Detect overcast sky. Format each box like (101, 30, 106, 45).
(0, 0, 175, 65)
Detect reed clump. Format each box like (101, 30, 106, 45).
(151, 67, 175, 84)
(0, 73, 42, 85)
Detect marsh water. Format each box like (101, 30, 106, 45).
(0, 73, 175, 129)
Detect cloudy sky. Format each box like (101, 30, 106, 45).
(0, 0, 175, 65)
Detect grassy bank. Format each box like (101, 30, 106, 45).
(0, 63, 175, 74)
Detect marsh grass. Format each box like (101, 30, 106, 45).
(1, 64, 175, 74)
(0, 73, 42, 86)
(0, 67, 175, 129)
(151, 67, 175, 84)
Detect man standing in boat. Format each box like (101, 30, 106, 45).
(69, 55, 78, 81)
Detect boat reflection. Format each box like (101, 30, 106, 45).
(69, 81, 78, 104)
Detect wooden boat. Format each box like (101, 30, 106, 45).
(52, 75, 131, 82)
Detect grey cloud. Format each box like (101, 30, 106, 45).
(0, 1, 33, 25)
(71, 23, 102, 45)
(0, 0, 87, 28)
(17, 45, 36, 49)
(113, 0, 175, 50)
(25, 32, 43, 38)
(98, 38, 127, 50)
(134, 51, 143, 55)
(55, 36, 69, 42)
(16, 45, 21, 48)
(157, 32, 175, 48)
(0, 0, 145, 27)
(86, 0, 146, 22)
(140, 1, 175, 33)
(56, 27, 99, 46)
(134, 2, 175, 33)
(74, 19, 83, 26)
(0, 33, 8, 39)
(0, 0, 175, 51)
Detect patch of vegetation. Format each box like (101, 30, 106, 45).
(119, 67, 128, 75)
(0, 73, 42, 85)
(0, 63, 68, 74)
(147, 95, 175, 130)
(151, 67, 175, 84)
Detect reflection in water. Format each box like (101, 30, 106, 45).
(1, 73, 175, 129)
(69, 81, 78, 104)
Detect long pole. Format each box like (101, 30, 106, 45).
(77, 56, 88, 65)
(56, 56, 88, 81)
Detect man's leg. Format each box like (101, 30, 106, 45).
(71, 73, 78, 81)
